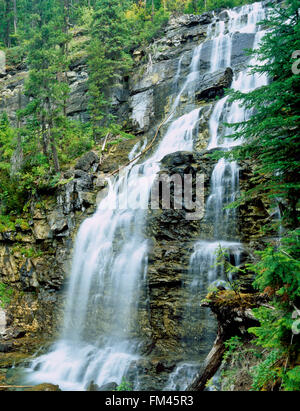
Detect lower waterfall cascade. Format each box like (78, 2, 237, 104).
(24, 1, 270, 391)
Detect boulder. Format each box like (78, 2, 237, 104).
(75, 151, 99, 172)
(196, 67, 233, 101)
(219, 10, 229, 21)
(26, 383, 61, 391)
(0, 341, 14, 353)
(33, 220, 52, 240)
(98, 382, 118, 391)
(47, 211, 69, 234)
(230, 32, 255, 66)
(86, 381, 118, 391)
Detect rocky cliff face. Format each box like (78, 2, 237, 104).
(0, 9, 272, 389)
(0, 11, 254, 132)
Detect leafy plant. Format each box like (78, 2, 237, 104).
(215, 245, 244, 298)
(115, 378, 133, 391)
(223, 336, 243, 364)
(0, 282, 13, 308)
(247, 229, 300, 390)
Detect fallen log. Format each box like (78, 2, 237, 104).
(187, 290, 265, 391)
(188, 334, 226, 391)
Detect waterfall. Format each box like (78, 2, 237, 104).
(165, 1, 268, 390)
(206, 158, 239, 238)
(24, 1, 269, 392)
(25, 32, 204, 392)
(0, 307, 6, 337)
(169, 44, 203, 117)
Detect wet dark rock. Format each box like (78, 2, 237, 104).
(2, 327, 26, 340)
(86, 381, 100, 391)
(0, 341, 14, 353)
(161, 151, 194, 168)
(86, 380, 118, 391)
(97, 382, 118, 391)
(230, 32, 256, 66)
(75, 151, 99, 172)
(63, 170, 74, 179)
(196, 67, 233, 101)
(26, 383, 61, 391)
(74, 171, 93, 191)
(219, 10, 229, 21)
(168, 13, 213, 31)
(155, 360, 176, 374)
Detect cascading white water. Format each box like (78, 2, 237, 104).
(166, 1, 268, 390)
(210, 37, 268, 149)
(209, 20, 231, 73)
(25, 40, 204, 391)
(24, 1, 269, 392)
(0, 307, 6, 337)
(173, 55, 184, 94)
(165, 235, 244, 391)
(170, 44, 203, 116)
(206, 158, 239, 238)
(207, 96, 230, 150)
(209, 2, 265, 74)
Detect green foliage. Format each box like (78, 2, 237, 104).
(282, 366, 300, 391)
(133, 0, 255, 15)
(88, 0, 133, 137)
(0, 113, 24, 214)
(220, 337, 263, 390)
(0, 0, 264, 216)
(214, 1, 300, 391)
(215, 245, 244, 296)
(0, 282, 13, 308)
(125, 3, 169, 46)
(225, 0, 300, 227)
(14, 218, 30, 231)
(184, 0, 256, 13)
(247, 231, 300, 346)
(115, 378, 133, 391)
(250, 349, 284, 391)
(0, 214, 15, 232)
(223, 336, 243, 363)
(5, 46, 26, 67)
(56, 120, 94, 163)
(251, 232, 300, 306)
(247, 229, 300, 390)
(11, 243, 43, 258)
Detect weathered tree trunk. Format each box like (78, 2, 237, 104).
(10, 89, 23, 176)
(13, 0, 17, 34)
(187, 334, 226, 391)
(41, 116, 48, 158)
(4, 0, 12, 47)
(62, 0, 70, 117)
(45, 97, 60, 173)
(48, 126, 60, 173)
(187, 292, 262, 391)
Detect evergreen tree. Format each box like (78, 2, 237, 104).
(223, 0, 300, 391)
(22, 1, 70, 173)
(227, 0, 300, 227)
(88, 0, 133, 139)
